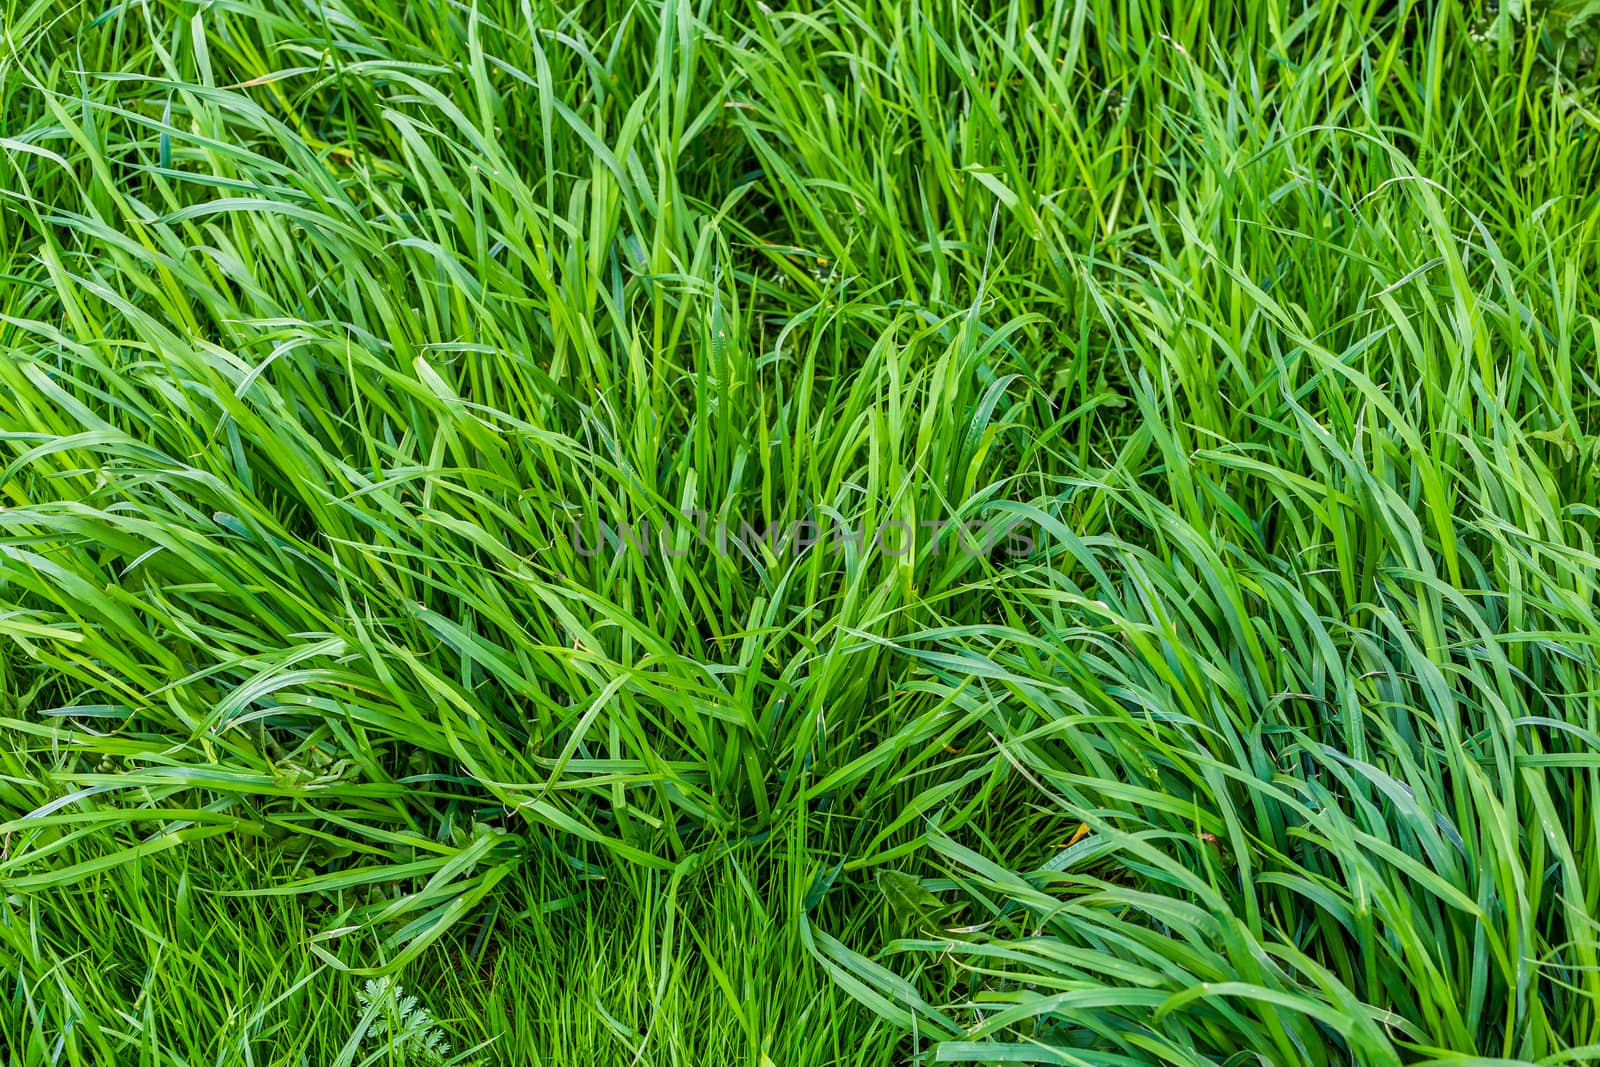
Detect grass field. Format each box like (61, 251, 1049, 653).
(3, 0, 1600, 1063)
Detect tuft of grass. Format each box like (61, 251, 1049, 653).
(2, 0, 1599, 1063)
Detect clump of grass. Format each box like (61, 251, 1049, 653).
(2, 0, 1599, 1063)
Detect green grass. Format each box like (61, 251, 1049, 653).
(2, 0, 1599, 1062)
